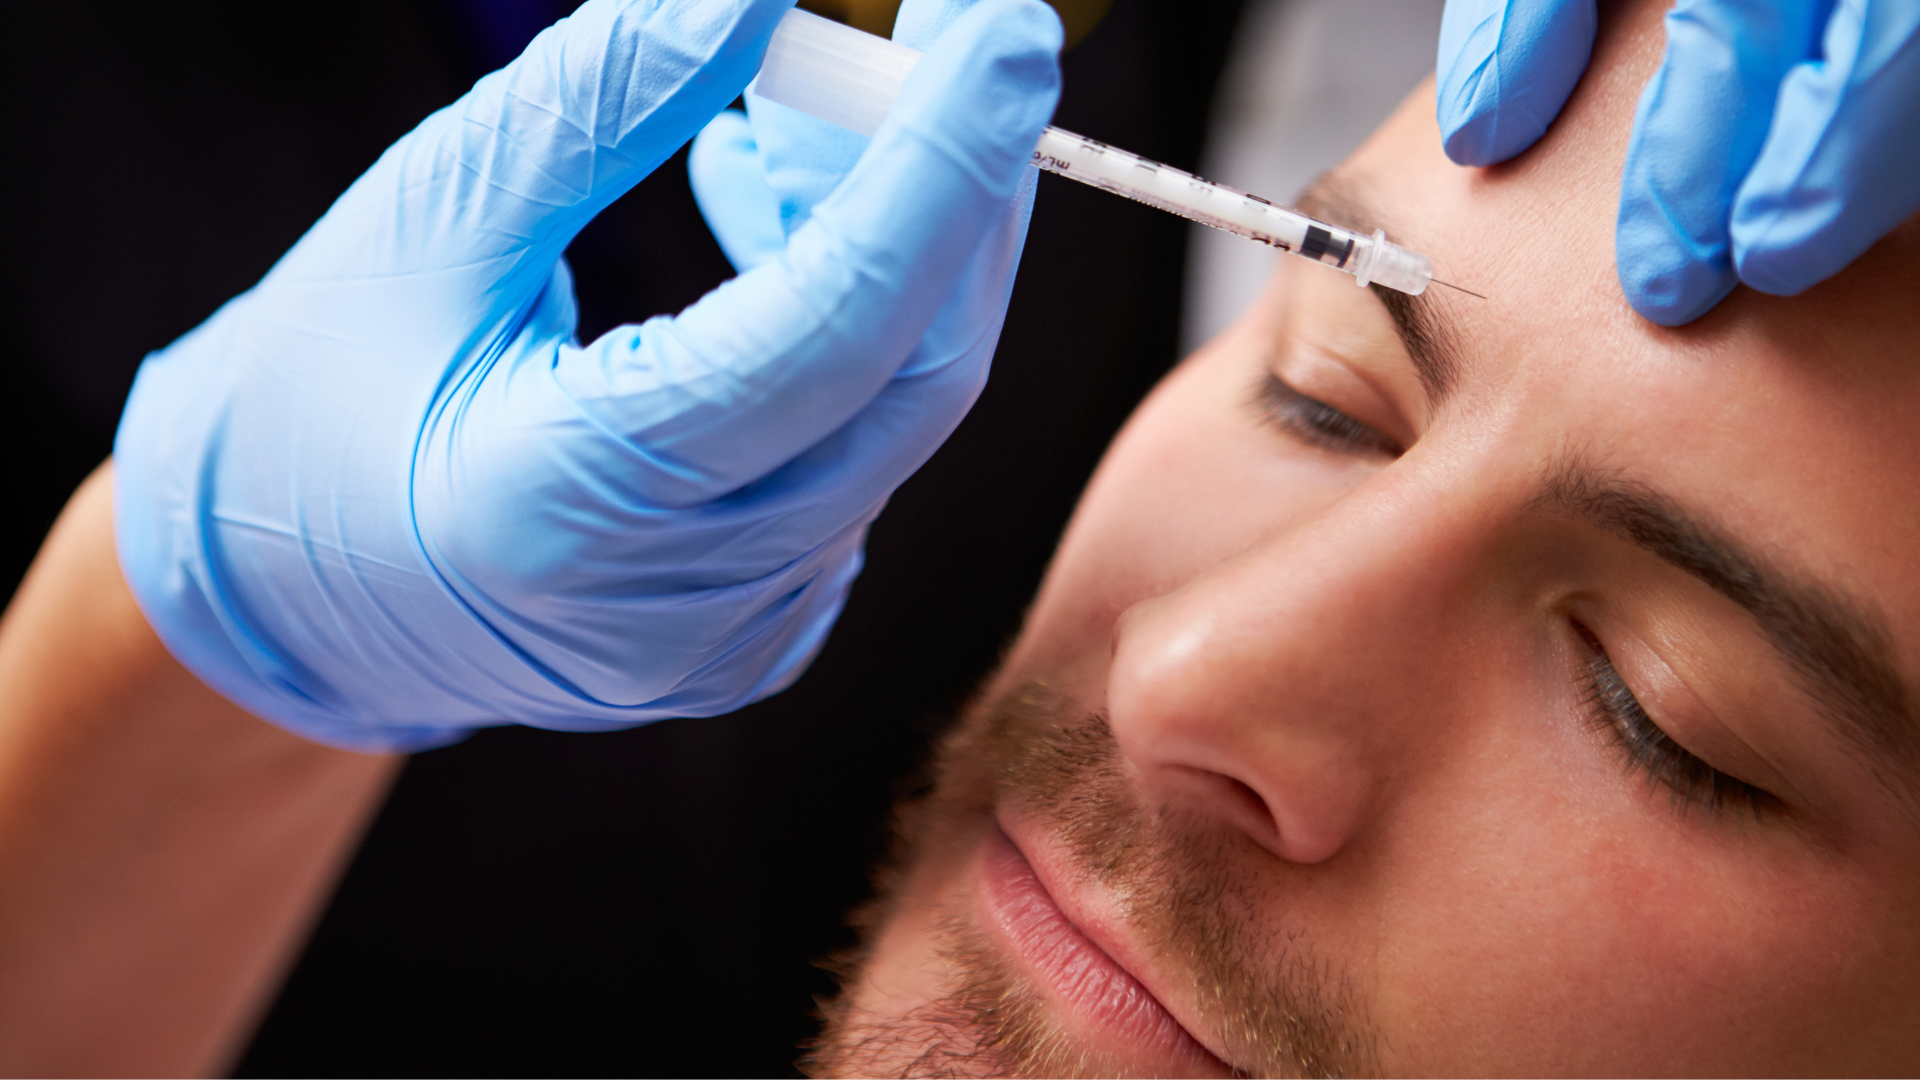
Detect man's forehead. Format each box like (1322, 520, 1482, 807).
(1351, 103, 1920, 573)
(1315, 16, 1920, 538)
(1325, 0, 1920, 398)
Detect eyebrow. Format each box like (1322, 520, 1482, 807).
(1295, 175, 1920, 788)
(1294, 179, 1461, 406)
(1543, 460, 1920, 794)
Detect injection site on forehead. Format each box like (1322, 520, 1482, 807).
(1292, 179, 1465, 405)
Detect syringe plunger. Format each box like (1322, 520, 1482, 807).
(750, 8, 1434, 297)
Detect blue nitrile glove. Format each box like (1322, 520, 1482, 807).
(687, 0, 1036, 322)
(1436, 0, 1920, 325)
(113, 0, 1063, 752)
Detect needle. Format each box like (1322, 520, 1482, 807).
(1432, 279, 1488, 299)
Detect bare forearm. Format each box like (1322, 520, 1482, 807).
(0, 464, 400, 1076)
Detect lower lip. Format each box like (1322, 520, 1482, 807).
(972, 826, 1218, 1069)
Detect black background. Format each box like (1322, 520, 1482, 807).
(0, 0, 1246, 1071)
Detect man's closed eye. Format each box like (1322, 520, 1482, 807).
(1254, 373, 1405, 459)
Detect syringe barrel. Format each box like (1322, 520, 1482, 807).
(750, 8, 1433, 297)
(751, 8, 916, 137)
(1029, 128, 1313, 252)
(1030, 130, 1430, 295)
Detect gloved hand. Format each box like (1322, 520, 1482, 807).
(1436, 0, 1920, 325)
(114, 0, 1062, 752)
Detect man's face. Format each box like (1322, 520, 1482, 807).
(811, 2, 1920, 1075)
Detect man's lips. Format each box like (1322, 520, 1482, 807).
(972, 825, 1233, 1075)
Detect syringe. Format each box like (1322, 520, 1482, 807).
(751, 7, 1436, 296)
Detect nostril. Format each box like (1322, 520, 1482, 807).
(1217, 773, 1284, 854)
(1155, 764, 1348, 864)
(1223, 775, 1263, 813)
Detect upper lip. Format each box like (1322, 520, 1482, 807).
(993, 806, 1241, 1072)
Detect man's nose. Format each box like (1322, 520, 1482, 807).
(1105, 475, 1477, 865)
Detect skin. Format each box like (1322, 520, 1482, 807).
(0, 465, 398, 1076)
(815, 0, 1920, 1074)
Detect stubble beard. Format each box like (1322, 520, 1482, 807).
(804, 683, 1382, 1079)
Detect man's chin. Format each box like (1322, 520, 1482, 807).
(800, 820, 1042, 1079)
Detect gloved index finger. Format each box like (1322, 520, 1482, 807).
(1436, 0, 1597, 166)
(278, 0, 792, 303)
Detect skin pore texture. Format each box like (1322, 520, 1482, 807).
(807, 0, 1920, 1075)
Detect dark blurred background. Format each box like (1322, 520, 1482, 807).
(0, 0, 1246, 1072)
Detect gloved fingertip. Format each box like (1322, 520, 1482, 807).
(1730, 227, 1835, 299)
(1725, 0, 1920, 300)
(1005, 0, 1067, 55)
(692, 107, 756, 150)
(1439, 106, 1543, 167)
(1435, 0, 1596, 166)
(1436, 32, 1535, 166)
(1622, 270, 1739, 326)
(689, 109, 757, 194)
(877, 0, 1061, 197)
(1617, 210, 1741, 326)
(1731, 177, 1920, 298)
(689, 109, 787, 273)
(995, 0, 1067, 114)
(935, 0, 1065, 95)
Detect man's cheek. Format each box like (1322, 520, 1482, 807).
(1368, 767, 1881, 1073)
(996, 368, 1223, 688)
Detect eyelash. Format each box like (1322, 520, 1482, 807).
(1255, 374, 1404, 459)
(1571, 622, 1780, 818)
